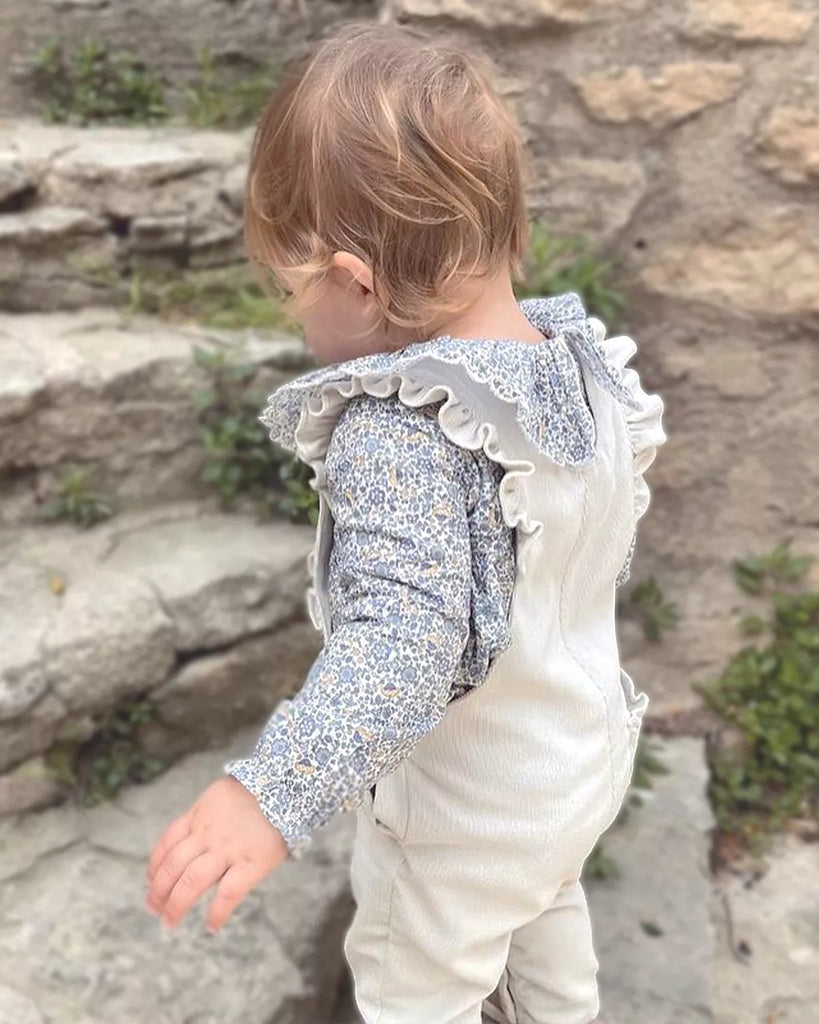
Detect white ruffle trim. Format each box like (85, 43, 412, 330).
(291, 371, 542, 536)
(592, 325, 667, 522)
(259, 293, 665, 543)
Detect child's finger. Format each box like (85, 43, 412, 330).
(147, 812, 192, 881)
(147, 833, 207, 912)
(206, 861, 265, 933)
(159, 850, 227, 929)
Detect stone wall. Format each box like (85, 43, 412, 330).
(2, 0, 818, 716)
(1, 0, 377, 117)
(395, 0, 819, 715)
(0, 124, 251, 311)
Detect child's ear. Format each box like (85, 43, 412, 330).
(332, 251, 375, 296)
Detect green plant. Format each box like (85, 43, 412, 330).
(627, 576, 680, 643)
(184, 48, 278, 128)
(39, 464, 114, 528)
(195, 345, 271, 510)
(277, 453, 320, 527)
(44, 698, 167, 806)
(30, 39, 168, 125)
(516, 223, 626, 326)
(584, 735, 669, 881)
(733, 540, 813, 596)
(698, 540, 819, 853)
(128, 267, 295, 331)
(628, 735, 670, 800)
(194, 345, 318, 523)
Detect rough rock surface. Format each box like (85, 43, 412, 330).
(1, 711, 815, 1022)
(7, 731, 792, 1024)
(0, 506, 320, 809)
(0, 726, 357, 1024)
(711, 837, 819, 1024)
(528, 157, 646, 243)
(0, 0, 370, 118)
(0, 124, 252, 310)
(756, 105, 819, 184)
(0, 309, 312, 522)
(0, 755, 65, 818)
(587, 737, 716, 1023)
(575, 63, 744, 128)
(641, 210, 819, 318)
(388, 0, 640, 29)
(683, 0, 816, 44)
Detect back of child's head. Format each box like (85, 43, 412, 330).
(246, 22, 528, 333)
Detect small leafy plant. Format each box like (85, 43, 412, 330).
(128, 267, 294, 332)
(193, 345, 318, 523)
(44, 698, 167, 806)
(277, 454, 321, 527)
(184, 48, 278, 128)
(30, 39, 168, 125)
(39, 464, 114, 528)
(699, 540, 819, 856)
(627, 576, 680, 643)
(732, 540, 813, 596)
(195, 346, 272, 510)
(516, 223, 626, 327)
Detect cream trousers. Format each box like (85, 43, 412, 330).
(344, 812, 607, 1024)
(342, 665, 647, 1024)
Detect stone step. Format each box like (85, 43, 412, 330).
(1, 3, 345, 120)
(1, 122, 254, 311)
(587, 737, 717, 1023)
(0, 504, 320, 817)
(711, 836, 819, 1024)
(0, 730, 729, 1024)
(0, 308, 312, 524)
(0, 723, 356, 1024)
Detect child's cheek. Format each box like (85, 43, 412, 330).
(299, 309, 337, 364)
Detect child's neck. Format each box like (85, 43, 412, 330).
(425, 270, 545, 346)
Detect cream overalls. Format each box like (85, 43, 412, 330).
(283, 302, 666, 1024)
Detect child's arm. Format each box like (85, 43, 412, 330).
(146, 395, 476, 931)
(223, 394, 477, 849)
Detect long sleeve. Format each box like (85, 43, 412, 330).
(223, 395, 479, 856)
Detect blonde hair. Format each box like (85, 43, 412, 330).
(245, 22, 529, 333)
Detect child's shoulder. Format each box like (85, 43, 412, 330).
(325, 393, 478, 498)
(328, 390, 448, 454)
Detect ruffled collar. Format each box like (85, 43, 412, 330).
(260, 291, 639, 467)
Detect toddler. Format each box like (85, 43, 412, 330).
(146, 22, 666, 1024)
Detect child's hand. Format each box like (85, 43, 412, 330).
(145, 775, 288, 934)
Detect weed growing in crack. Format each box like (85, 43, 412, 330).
(193, 345, 318, 524)
(699, 540, 819, 859)
(30, 39, 169, 125)
(44, 698, 167, 806)
(39, 464, 114, 528)
(184, 48, 279, 128)
(516, 223, 626, 327)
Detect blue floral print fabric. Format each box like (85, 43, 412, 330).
(223, 395, 515, 854)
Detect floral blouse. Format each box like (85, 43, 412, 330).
(223, 395, 516, 854)
(223, 294, 654, 856)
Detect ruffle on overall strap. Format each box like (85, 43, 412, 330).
(259, 291, 665, 537)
